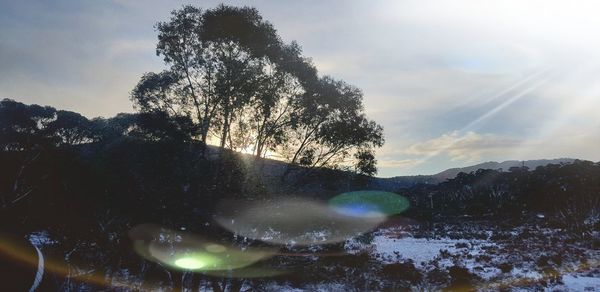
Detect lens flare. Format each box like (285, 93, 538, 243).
(214, 197, 386, 246)
(175, 257, 205, 269)
(129, 224, 276, 273)
(329, 191, 409, 217)
(331, 202, 384, 218)
(205, 244, 227, 253)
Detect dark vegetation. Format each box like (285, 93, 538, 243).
(2, 3, 387, 237)
(2, 97, 598, 290)
(400, 162, 600, 239)
(130, 4, 384, 175)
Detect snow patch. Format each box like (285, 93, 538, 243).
(557, 274, 600, 291)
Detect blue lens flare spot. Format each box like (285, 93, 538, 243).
(328, 191, 409, 217)
(332, 202, 383, 217)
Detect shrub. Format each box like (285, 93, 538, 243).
(447, 265, 479, 290)
(427, 268, 449, 285)
(381, 262, 423, 285)
(498, 262, 513, 273)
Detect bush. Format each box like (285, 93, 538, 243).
(381, 262, 423, 284)
(446, 265, 479, 290)
(427, 268, 449, 285)
(537, 255, 550, 267)
(550, 253, 563, 266)
(498, 262, 513, 273)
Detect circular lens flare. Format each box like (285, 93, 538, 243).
(205, 244, 227, 253)
(332, 202, 384, 218)
(175, 257, 205, 269)
(329, 191, 409, 217)
(129, 224, 276, 273)
(214, 198, 386, 246)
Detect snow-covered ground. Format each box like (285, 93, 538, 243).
(345, 225, 600, 291)
(347, 231, 481, 266)
(559, 275, 600, 291)
(27, 230, 57, 246)
(25, 223, 599, 291)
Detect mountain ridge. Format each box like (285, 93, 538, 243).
(371, 158, 577, 191)
(431, 158, 576, 181)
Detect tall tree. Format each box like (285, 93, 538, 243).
(45, 110, 95, 146)
(355, 149, 378, 176)
(228, 44, 306, 157)
(283, 77, 384, 173)
(0, 99, 56, 151)
(131, 5, 287, 154)
(131, 4, 385, 175)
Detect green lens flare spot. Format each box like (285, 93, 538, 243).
(329, 191, 410, 217)
(175, 257, 206, 269)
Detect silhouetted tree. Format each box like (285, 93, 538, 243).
(131, 5, 385, 176)
(282, 77, 384, 176)
(354, 149, 378, 176)
(132, 5, 289, 153)
(0, 98, 55, 151)
(45, 110, 95, 145)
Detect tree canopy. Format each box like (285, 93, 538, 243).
(131, 4, 384, 175)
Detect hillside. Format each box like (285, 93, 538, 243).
(431, 158, 575, 181)
(379, 158, 576, 190)
(1, 100, 598, 291)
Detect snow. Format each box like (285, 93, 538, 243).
(371, 236, 464, 265)
(511, 267, 542, 280)
(351, 227, 600, 291)
(27, 231, 56, 246)
(346, 229, 489, 267)
(556, 274, 600, 291)
(478, 267, 502, 280)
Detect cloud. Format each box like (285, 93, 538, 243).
(107, 39, 156, 60)
(1, 0, 599, 176)
(405, 131, 522, 162)
(377, 158, 424, 169)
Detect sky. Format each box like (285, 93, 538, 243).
(1, 0, 599, 177)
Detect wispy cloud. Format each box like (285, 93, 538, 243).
(107, 39, 156, 60)
(378, 158, 424, 169)
(405, 131, 522, 162)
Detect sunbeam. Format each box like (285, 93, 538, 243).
(415, 67, 554, 163)
(508, 61, 600, 160)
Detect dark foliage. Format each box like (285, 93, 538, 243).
(1, 98, 599, 290)
(400, 162, 600, 237)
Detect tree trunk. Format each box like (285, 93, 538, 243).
(220, 106, 230, 150)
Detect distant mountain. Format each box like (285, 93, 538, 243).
(432, 158, 576, 181)
(374, 158, 576, 191)
(225, 151, 577, 194)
